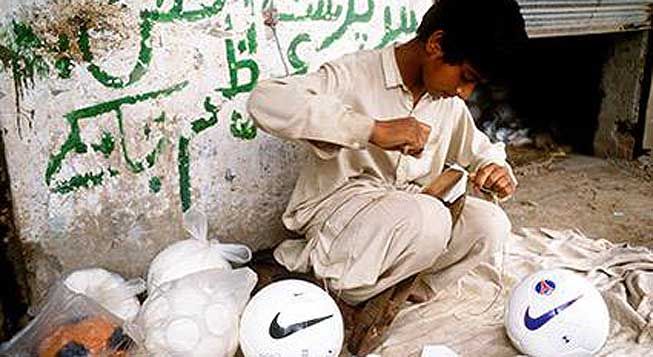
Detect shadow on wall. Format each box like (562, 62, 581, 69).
(0, 133, 29, 340)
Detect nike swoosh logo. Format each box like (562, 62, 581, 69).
(524, 295, 583, 331)
(269, 313, 333, 339)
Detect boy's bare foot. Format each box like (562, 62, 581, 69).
(348, 274, 419, 356)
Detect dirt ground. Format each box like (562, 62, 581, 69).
(504, 147, 653, 247)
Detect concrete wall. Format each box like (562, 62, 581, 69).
(594, 31, 650, 158)
(0, 0, 432, 302)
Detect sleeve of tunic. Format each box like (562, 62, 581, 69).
(246, 61, 375, 160)
(446, 99, 518, 188)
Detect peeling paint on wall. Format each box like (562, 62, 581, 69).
(0, 21, 49, 137)
(29, 0, 136, 62)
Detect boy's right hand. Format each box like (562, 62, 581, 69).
(369, 117, 431, 157)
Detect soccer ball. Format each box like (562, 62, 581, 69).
(138, 268, 256, 357)
(141, 281, 238, 356)
(239, 279, 344, 357)
(505, 269, 610, 356)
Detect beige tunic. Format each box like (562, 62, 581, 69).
(247, 46, 515, 303)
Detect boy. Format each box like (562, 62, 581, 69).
(248, 0, 527, 352)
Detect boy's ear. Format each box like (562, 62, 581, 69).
(425, 30, 445, 59)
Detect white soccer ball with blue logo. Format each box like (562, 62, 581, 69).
(239, 279, 344, 357)
(505, 269, 610, 356)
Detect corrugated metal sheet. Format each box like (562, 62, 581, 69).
(518, 0, 653, 38)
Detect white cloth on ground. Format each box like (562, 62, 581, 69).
(376, 228, 653, 356)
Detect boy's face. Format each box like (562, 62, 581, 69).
(422, 31, 481, 100)
(422, 60, 479, 100)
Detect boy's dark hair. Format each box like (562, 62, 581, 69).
(416, 0, 527, 81)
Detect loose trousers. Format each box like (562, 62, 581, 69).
(274, 179, 511, 304)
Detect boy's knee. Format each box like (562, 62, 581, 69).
(467, 197, 511, 239)
(466, 198, 512, 265)
(407, 194, 453, 267)
(484, 202, 512, 239)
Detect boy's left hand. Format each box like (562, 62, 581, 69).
(470, 163, 516, 199)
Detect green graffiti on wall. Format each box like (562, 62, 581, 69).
(149, 176, 162, 193)
(318, 0, 374, 50)
(0, 21, 49, 94)
(1, 1, 417, 95)
(191, 97, 221, 134)
(230, 110, 256, 140)
(45, 82, 229, 214)
(91, 131, 116, 159)
(0, 0, 425, 212)
(177, 135, 191, 211)
(54, 34, 74, 79)
(288, 33, 311, 75)
(45, 81, 188, 192)
(0, 21, 50, 138)
(54, 171, 106, 194)
(278, 0, 343, 22)
(217, 23, 259, 100)
(78, 0, 227, 88)
(377, 5, 417, 49)
(115, 108, 168, 174)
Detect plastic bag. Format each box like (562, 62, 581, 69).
(128, 267, 257, 357)
(0, 282, 136, 356)
(147, 207, 252, 293)
(64, 268, 145, 322)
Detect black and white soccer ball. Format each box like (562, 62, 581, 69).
(239, 279, 344, 357)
